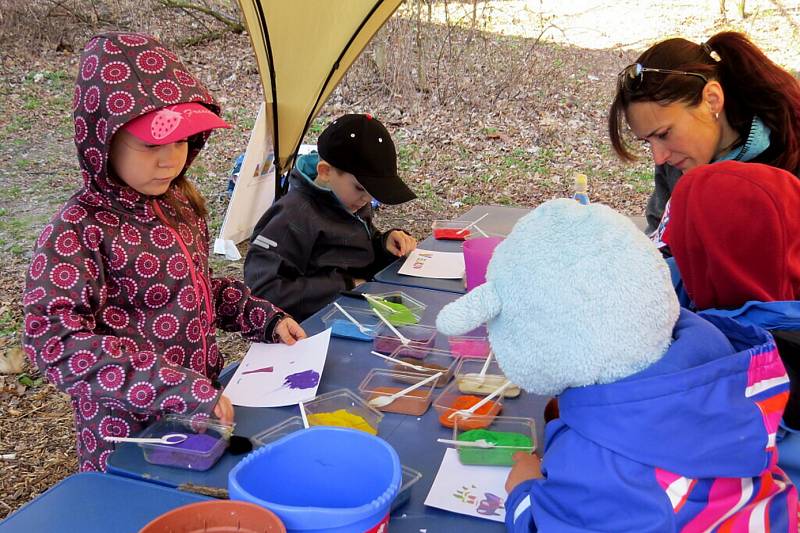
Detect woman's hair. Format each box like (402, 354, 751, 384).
(608, 32, 800, 173)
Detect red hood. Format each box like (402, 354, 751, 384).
(666, 160, 800, 309)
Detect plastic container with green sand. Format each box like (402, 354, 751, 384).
(453, 415, 536, 466)
(365, 291, 426, 326)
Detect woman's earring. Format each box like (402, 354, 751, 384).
(714, 112, 719, 120)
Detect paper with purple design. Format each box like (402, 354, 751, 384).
(223, 328, 331, 407)
(424, 448, 508, 522)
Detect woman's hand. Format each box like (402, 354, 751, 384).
(275, 317, 307, 345)
(505, 451, 542, 494)
(213, 394, 234, 425)
(385, 230, 417, 257)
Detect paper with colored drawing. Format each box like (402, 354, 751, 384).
(424, 448, 509, 522)
(223, 329, 331, 407)
(398, 249, 465, 279)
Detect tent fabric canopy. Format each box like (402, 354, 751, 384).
(235, 0, 403, 179)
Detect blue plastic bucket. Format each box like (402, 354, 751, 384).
(228, 426, 401, 532)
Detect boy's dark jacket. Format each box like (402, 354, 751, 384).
(244, 153, 399, 320)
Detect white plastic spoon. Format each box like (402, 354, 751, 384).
(473, 225, 489, 238)
(436, 438, 534, 450)
(299, 401, 309, 429)
(371, 307, 411, 345)
(456, 213, 489, 235)
(333, 302, 370, 335)
(368, 372, 443, 408)
(104, 433, 188, 445)
(363, 293, 395, 313)
(369, 350, 427, 372)
(477, 351, 494, 382)
(448, 379, 513, 420)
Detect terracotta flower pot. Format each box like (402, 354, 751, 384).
(140, 499, 286, 532)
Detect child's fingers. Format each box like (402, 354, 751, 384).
(214, 395, 235, 425)
(290, 321, 307, 340)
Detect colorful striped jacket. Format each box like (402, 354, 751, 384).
(506, 309, 797, 532)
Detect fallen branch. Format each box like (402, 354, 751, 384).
(157, 0, 243, 33)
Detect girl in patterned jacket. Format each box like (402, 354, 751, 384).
(21, 32, 306, 472)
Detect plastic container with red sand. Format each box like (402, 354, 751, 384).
(432, 220, 473, 240)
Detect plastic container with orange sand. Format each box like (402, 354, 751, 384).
(433, 381, 503, 429)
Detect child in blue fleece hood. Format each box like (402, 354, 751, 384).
(437, 199, 797, 532)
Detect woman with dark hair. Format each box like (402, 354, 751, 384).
(608, 32, 800, 237)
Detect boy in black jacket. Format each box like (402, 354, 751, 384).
(244, 114, 417, 320)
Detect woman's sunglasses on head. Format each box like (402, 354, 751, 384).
(618, 63, 708, 91)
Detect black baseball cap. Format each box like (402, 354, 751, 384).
(317, 114, 416, 205)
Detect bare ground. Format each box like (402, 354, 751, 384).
(1, 0, 799, 518)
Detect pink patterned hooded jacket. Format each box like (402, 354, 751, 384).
(22, 32, 283, 472)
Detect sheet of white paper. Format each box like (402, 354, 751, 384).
(398, 249, 465, 279)
(223, 329, 331, 407)
(424, 448, 509, 522)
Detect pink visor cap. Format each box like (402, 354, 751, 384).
(122, 103, 231, 145)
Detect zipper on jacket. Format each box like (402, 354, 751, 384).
(152, 200, 211, 364)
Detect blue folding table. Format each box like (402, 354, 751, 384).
(107, 281, 549, 532)
(374, 205, 531, 294)
(0, 473, 209, 532)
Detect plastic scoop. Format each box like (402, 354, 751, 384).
(436, 438, 534, 450)
(369, 350, 427, 372)
(363, 293, 395, 313)
(333, 302, 370, 335)
(476, 351, 493, 384)
(368, 371, 443, 408)
(299, 401, 309, 429)
(371, 306, 411, 345)
(104, 433, 188, 445)
(457, 213, 489, 235)
(473, 225, 489, 238)
(448, 380, 513, 420)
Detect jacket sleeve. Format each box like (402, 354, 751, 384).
(243, 202, 353, 320)
(645, 164, 682, 234)
(210, 274, 285, 343)
(22, 216, 219, 419)
(505, 420, 674, 532)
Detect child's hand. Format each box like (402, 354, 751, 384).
(505, 451, 542, 494)
(385, 230, 417, 257)
(275, 317, 307, 345)
(213, 394, 235, 425)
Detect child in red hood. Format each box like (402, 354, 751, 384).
(665, 160, 800, 430)
(21, 32, 305, 472)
